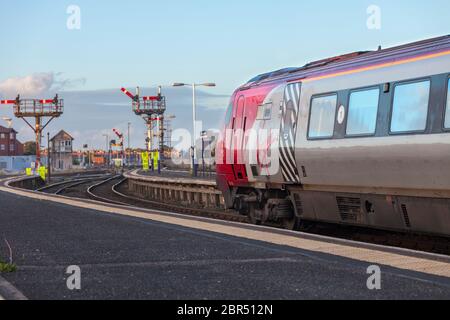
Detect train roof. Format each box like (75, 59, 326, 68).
(242, 35, 450, 90)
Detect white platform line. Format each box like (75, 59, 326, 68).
(0, 275, 27, 300)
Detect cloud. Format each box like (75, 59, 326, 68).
(0, 72, 86, 98)
(53, 72, 87, 91)
(0, 73, 54, 97)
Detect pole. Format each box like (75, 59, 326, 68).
(103, 134, 108, 168)
(108, 140, 111, 169)
(192, 84, 197, 177)
(147, 118, 152, 152)
(121, 135, 124, 170)
(105, 135, 108, 166)
(47, 132, 51, 183)
(158, 116, 162, 175)
(147, 119, 154, 172)
(35, 117, 41, 168)
(202, 136, 205, 177)
(127, 122, 131, 167)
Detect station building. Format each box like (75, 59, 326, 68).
(50, 130, 74, 171)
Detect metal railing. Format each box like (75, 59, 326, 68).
(132, 97, 166, 116)
(13, 99, 64, 117)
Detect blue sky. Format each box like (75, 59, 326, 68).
(1, 0, 449, 94)
(0, 0, 449, 148)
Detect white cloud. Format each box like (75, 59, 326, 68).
(0, 73, 55, 98)
(0, 72, 86, 98)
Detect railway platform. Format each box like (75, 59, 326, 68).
(0, 175, 450, 299)
(124, 169, 223, 209)
(135, 168, 215, 181)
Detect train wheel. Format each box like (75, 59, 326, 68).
(282, 217, 300, 230)
(248, 205, 261, 225)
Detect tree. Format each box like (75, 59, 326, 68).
(23, 141, 36, 156)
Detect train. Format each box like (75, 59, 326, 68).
(215, 35, 450, 237)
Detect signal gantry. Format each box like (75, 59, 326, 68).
(121, 86, 172, 169)
(1, 94, 63, 167)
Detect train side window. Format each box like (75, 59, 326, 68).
(263, 104, 272, 119)
(346, 88, 379, 136)
(445, 79, 450, 128)
(308, 94, 337, 139)
(390, 80, 430, 133)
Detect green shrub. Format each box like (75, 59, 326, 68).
(0, 261, 16, 273)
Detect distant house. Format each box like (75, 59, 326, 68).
(50, 130, 74, 171)
(0, 125, 24, 156)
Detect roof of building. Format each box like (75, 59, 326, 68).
(50, 130, 74, 141)
(0, 125, 18, 134)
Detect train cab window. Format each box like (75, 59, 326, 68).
(308, 94, 337, 138)
(256, 103, 272, 120)
(224, 103, 233, 126)
(390, 80, 430, 133)
(445, 80, 450, 129)
(346, 88, 379, 136)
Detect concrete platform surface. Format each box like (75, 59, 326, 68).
(0, 182, 449, 300)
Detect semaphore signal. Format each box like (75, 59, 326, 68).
(121, 86, 167, 152)
(0, 94, 63, 168)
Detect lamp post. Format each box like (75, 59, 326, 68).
(172, 82, 216, 177)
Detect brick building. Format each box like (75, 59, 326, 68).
(0, 125, 24, 156)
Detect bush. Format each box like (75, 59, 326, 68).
(0, 261, 16, 273)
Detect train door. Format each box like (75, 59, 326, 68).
(279, 83, 302, 183)
(232, 95, 248, 181)
(222, 101, 233, 167)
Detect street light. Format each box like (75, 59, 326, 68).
(172, 82, 216, 177)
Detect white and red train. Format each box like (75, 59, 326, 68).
(215, 35, 450, 236)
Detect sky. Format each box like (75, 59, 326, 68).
(0, 0, 449, 149)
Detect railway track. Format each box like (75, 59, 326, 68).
(35, 174, 450, 255)
(37, 174, 113, 195)
(87, 176, 248, 223)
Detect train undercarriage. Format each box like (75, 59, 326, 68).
(232, 187, 301, 230)
(231, 185, 450, 238)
